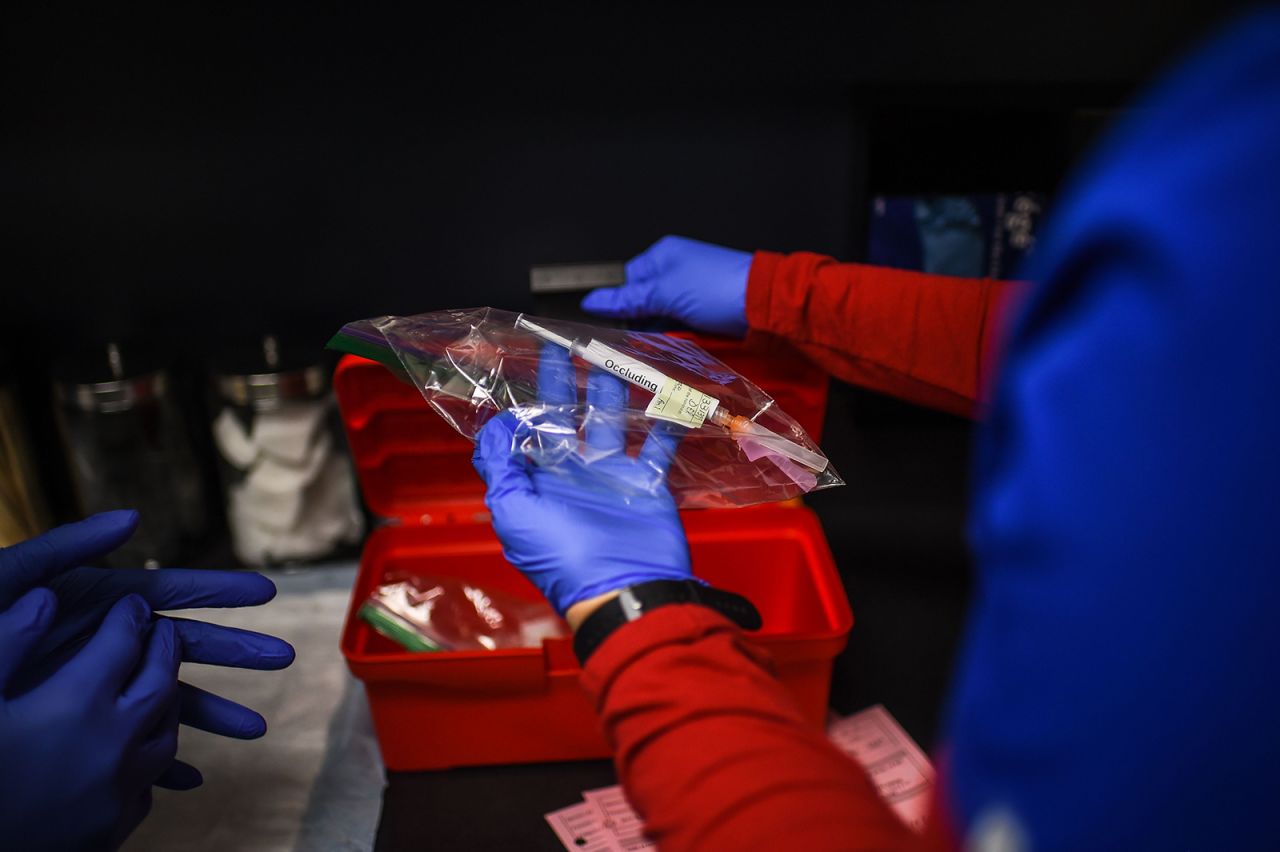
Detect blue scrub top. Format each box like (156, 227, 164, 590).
(948, 12, 1280, 851)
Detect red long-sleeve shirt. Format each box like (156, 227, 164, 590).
(581, 251, 1025, 850)
(583, 606, 958, 851)
(747, 250, 1021, 418)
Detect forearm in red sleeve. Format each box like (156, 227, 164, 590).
(746, 250, 1025, 418)
(581, 605, 955, 852)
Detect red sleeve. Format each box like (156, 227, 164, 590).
(582, 604, 958, 852)
(746, 250, 1025, 419)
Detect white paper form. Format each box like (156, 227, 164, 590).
(544, 802, 621, 852)
(582, 786, 656, 851)
(547, 706, 935, 850)
(828, 704, 936, 833)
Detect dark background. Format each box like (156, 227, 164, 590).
(2, 3, 1243, 351)
(1, 3, 1249, 846)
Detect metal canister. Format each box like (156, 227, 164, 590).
(53, 343, 206, 568)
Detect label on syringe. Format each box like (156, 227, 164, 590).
(577, 339, 719, 428)
(646, 378, 718, 429)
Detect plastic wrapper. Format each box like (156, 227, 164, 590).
(359, 574, 567, 652)
(327, 308, 842, 508)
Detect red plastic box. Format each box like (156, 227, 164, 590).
(334, 336, 846, 771)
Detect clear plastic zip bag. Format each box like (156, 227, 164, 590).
(328, 308, 842, 508)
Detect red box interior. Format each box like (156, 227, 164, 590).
(341, 507, 852, 770)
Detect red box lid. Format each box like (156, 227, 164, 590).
(333, 334, 828, 523)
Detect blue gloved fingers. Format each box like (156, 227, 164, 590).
(533, 341, 578, 454)
(60, 566, 279, 611)
(537, 342, 577, 406)
(169, 617, 296, 670)
(119, 618, 180, 730)
(580, 280, 660, 319)
(584, 370, 629, 454)
(0, 587, 57, 686)
(178, 681, 267, 739)
(135, 679, 181, 788)
(590, 235, 751, 336)
(55, 594, 152, 696)
(30, 567, 280, 670)
(0, 510, 139, 607)
(155, 759, 204, 791)
(638, 420, 686, 478)
(473, 413, 537, 502)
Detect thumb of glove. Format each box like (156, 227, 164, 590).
(580, 280, 659, 319)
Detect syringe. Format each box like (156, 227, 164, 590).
(515, 315, 829, 473)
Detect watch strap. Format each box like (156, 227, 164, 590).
(573, 579, 762, 665)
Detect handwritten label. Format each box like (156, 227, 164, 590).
(645, 378, 718, 429)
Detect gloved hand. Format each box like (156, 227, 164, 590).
(471, 345, 692, 615)
(580, 235, 752, 337)
(0, 511, 295, 792)
(0, 589, 181, 850)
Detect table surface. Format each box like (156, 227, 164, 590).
(379, 761, 618, 851)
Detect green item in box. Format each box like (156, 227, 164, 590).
(358, 601, 445, 653)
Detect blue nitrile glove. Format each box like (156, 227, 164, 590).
(471, 345, 692, 615)
(0, 589, 182, 850)
(0, 511, 296, 791)
(580, 235, 752, 337)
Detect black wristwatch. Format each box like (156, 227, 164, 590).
(573, 579, 762, 665)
